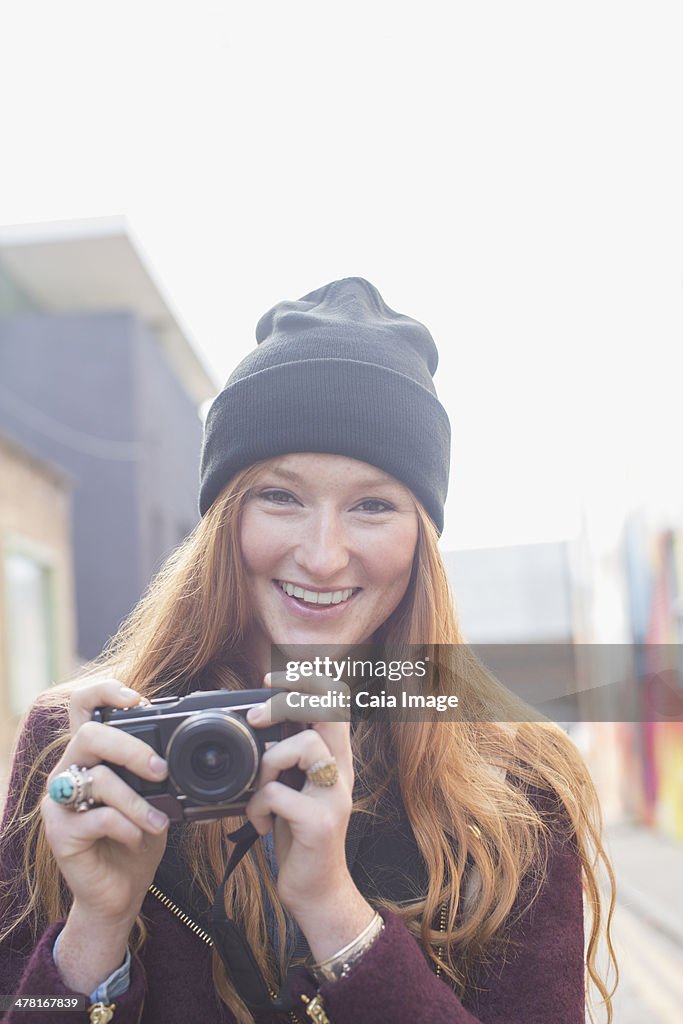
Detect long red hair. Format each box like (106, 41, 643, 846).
(1, 458, 617, 1023)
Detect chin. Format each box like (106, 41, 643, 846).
(273, 636, 359, 658)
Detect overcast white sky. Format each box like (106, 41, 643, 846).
(1, 1, 682, 552)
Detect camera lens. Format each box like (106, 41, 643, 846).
(166, 711, 259, 804)
(190, 742, 232, 779)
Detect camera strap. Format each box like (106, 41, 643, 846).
(207, 813, 368, 1015)
(209, 820, 302, 1015)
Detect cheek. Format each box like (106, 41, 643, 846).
(367, 529, 417, 589)
(240, 514, 282, 575)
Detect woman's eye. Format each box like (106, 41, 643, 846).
(356, 499, 394, 513)
(259, 489, 297, 505)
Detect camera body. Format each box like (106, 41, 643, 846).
(92, 688, 304, 822)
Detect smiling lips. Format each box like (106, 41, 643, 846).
(276, 579, 360, 606)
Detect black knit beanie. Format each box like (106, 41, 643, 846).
(199, 277, 451, 533)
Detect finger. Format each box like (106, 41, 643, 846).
(247, 689, 350, 727)
(69, 679, 150, 733)
(309, 720, 353, 777)
(248, 695, 352, 770)
(247, 781, 347, 840)
(247, 781, 311, 836)
(59, 764, 170, 835)
(50, 720, 168, 784)
(257, 729, 349, 791)
(41, 796, 148, 856)
(268, 671, 351, 703)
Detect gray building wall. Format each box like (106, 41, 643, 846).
(0, 310, 203, 661)
(133, 316, 204, 583)
(443, 542, 574, 643)
(443, 543, 580, 721)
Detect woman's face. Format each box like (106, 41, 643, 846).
(239, 452, 419, 670)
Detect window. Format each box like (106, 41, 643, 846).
(3, 548, 56, 716)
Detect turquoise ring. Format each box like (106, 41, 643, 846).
(48, 764, 96, 812)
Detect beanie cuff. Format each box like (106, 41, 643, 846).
(199, 359, 450, 532)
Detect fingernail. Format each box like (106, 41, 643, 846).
(264, 673, 272, 687)
(119, 687, 138, 701)
(147, 809, 169, 829)
(247, 705, 265, 722)
(149, 754, 168, 775)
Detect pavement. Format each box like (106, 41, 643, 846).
(605, 820, 683, 948)
(598, 821, 683, 1024)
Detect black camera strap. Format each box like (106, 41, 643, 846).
(207, 814, 369, 1016)
(209, 821, 302, 1015)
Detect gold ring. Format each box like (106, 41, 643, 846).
(306, 757, 339, 787)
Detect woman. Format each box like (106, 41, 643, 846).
(0, 278, 617, 1024)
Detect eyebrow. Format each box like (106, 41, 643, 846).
(265, 465, 402, 490)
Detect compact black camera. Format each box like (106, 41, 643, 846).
(92, 688, 304, 822)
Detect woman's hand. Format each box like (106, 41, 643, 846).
(41, 679, 170, 931)
(245, 673, 375, 962)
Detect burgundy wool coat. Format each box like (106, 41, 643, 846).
(0, 703, 586, 1024)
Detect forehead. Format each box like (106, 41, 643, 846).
(254, 452, 410, 493)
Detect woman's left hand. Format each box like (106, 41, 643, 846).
(245, 673, 375, 960)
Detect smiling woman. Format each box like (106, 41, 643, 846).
(0, 278, 617, 1024)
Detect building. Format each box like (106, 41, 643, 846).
(443, 539, 633, 823)
(0, 218, 218, 666)
(443, 542, 574, 644)
(443, 541, 582, 720)
(622, 513, 683, 840)
(0, 434, 77, 771)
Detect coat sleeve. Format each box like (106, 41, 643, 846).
(0, 701, 149, 1024)
(285, 804, 585, 1024)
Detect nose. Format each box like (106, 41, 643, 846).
(293, 508, 351, 581)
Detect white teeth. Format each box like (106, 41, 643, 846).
(278, 581, 355, 605)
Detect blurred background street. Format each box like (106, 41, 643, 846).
(602, 823, 682, 1023)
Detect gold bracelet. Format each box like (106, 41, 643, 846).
(310, 911, 384, 983)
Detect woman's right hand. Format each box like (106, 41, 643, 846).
(41, 679, 171, 931)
